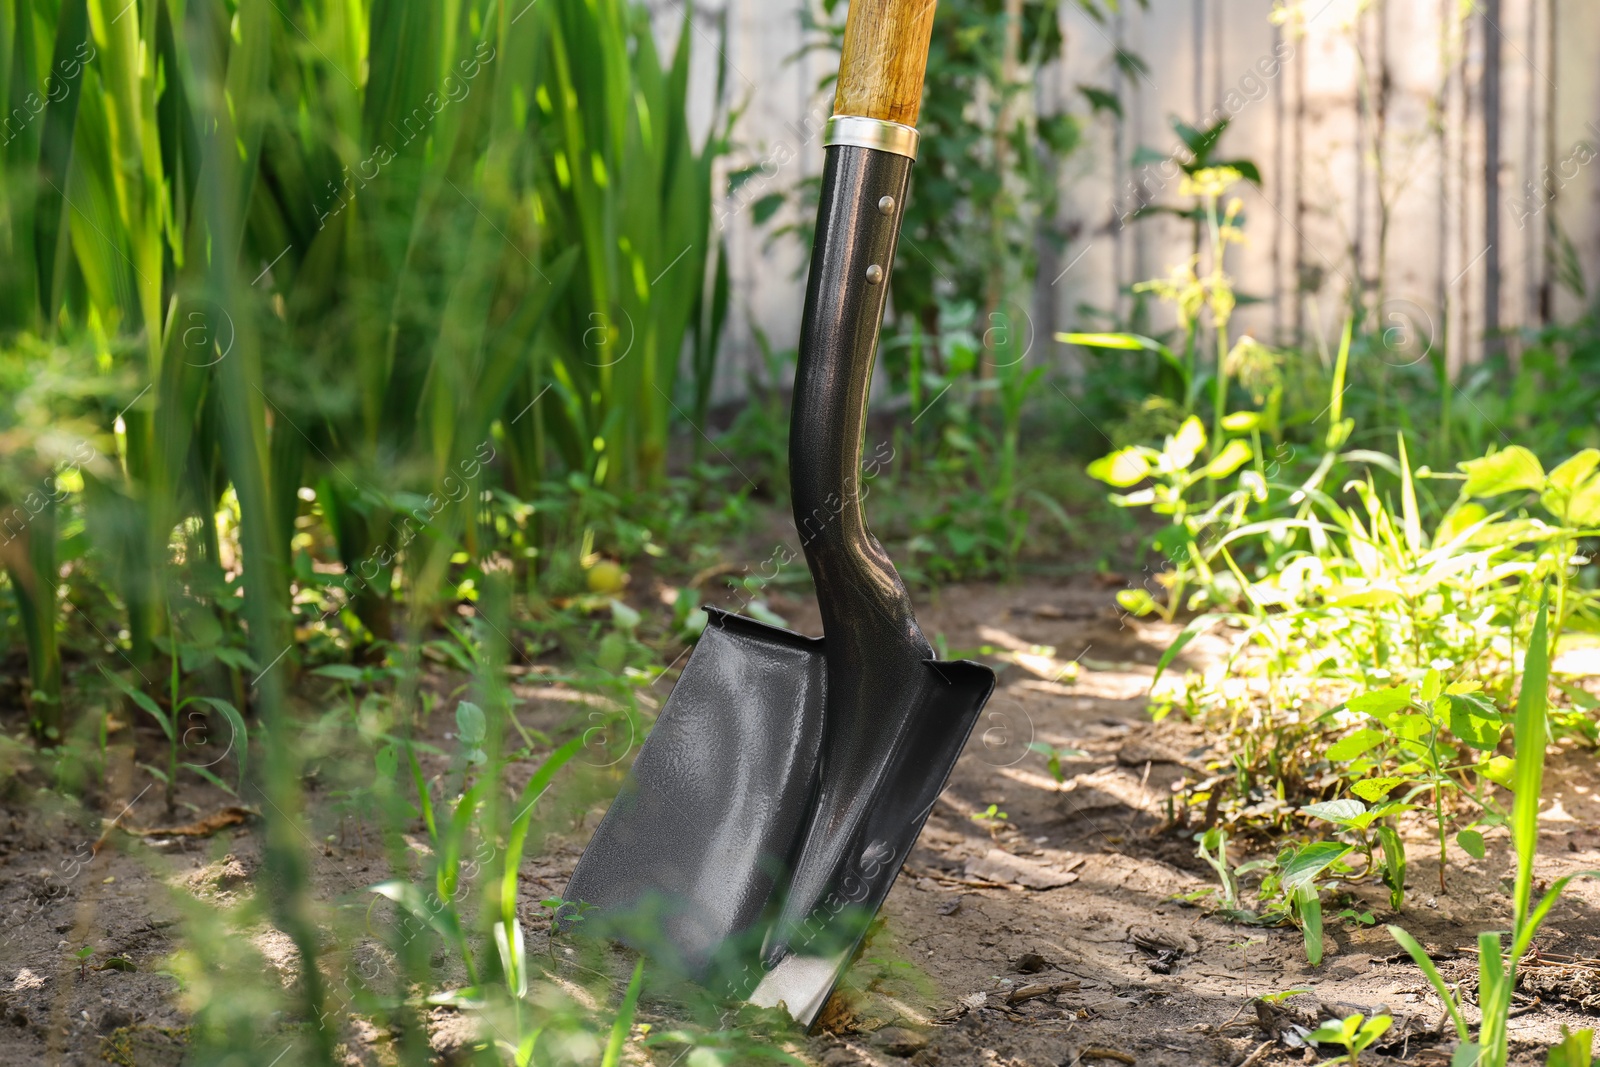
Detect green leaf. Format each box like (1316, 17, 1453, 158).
(312, 664, 368, 682)
(1456, 830, 1486, 860)
(1326, 728, 1386, 762)
(601, 958, 645, 1067)
(1479, 754, 1516, 788)
(1567, 476, 1600, 526)
(1087, 447, 1152, 487)
(1301, 799, 1366, 825)
(1511, 594, 1551, 933)
(1308, 1018, 1352, 1045)
(1546, 1027, 1595, 1067)
(1421, 668, 1444, 703)
(1056, 331, 1171, 355)
(1398, 434, 1426, 555)
(212, 646, 260, 671)
(455, 701, 487, 745)
(1356, 1014, 1393, 1049)
(1351, 777, 1404, 803)
(1297, 883, 1325, 965)
(101, 668, 171, 741)
(751, 193, 783, 225)
(1077, 84, 1122, 117)
(1349, 686, 1413, 717)
(183, 762, 237, 797)
(1459, 445, 1545, 497)
(1166, 416, 1206, 470)
(1448, 691, 1506, 751)
(1203, 439, 1254, 480)
(1546, 450, 1600, 493)
(1348, 800, 1418, 831)
(1281, 842, 1352, 891)
(1377, 826, 1407, 910)
(493, 919, 528, 999)
(1153, 613, 1224, 684)
(1388, 925, 1472, 1042)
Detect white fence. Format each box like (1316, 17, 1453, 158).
(665, 0, 1600, 396)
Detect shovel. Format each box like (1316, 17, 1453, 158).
(562, 0, 994, 1026)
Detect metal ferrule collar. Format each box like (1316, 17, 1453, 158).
(822, 115, 920, 161)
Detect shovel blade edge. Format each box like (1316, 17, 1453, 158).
(561, 608, 825, 981)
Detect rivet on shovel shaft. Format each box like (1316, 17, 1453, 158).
(865, 264, 884, 284)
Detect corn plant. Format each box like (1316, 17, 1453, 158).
(1389, 596, 1596, 1067)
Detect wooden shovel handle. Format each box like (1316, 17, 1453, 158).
(833, 0, 937, 126)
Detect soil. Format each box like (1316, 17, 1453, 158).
(3, 572, 1599, 1066)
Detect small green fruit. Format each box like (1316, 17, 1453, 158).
(586, 560, 626, 594)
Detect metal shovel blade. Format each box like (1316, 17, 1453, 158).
(749, 655, 993, 1024)
(560, 608, 824, 984)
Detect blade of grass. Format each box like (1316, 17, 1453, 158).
(600, 958, 644, 1067)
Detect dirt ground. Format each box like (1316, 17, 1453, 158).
(3, 573, 1600, 1066)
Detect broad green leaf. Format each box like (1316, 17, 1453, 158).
(1222, 410, 1261, 432)
(1546, 1027, 1595, 1067)
(1349, 801, 1418, 831)
(1326, 728, 1386, 762)
(1357, 1015, 1393, 1046)
(1448, 691, 1506, 751)
(456, 701, 488, 745)
(1280, 842, 1352, 891)
(1479, 754, 1515, 788)
(1456, 830, 1486, 859)
(1301, 799, 1366, 824)
(1351, 777, 1403, 803)
(1087, 447, 1151, 487)
(1567, 477, 1600, 526)
(1435, 501, 1491, 547)
(1308, 1016, 1354, 1044)
(1390, 714, 1433, 740)
(1421, 667, 1443, 703)
(1349, 686, 1413, 717)
(1459, 445, 1545, 497)
(1546, 449, 1600, 493)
